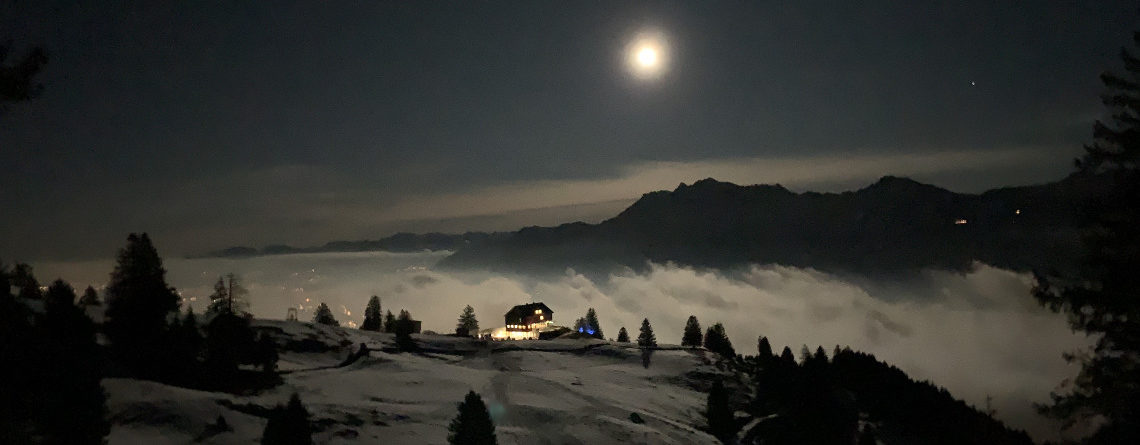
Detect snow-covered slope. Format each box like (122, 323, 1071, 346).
(105, 320, 723, 444)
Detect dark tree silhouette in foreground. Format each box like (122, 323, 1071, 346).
(12, 262, 42, 299)
(262, 393, 312, 445)
(703, 323, 734, 358)
(448, 391, 497, 445)
(682, 315, 703, 348)
(1032, 30, 1140, 443)
(206, 273, 248, 316)
(616, 327, 630, 343)
(104, 233, 180, 377)
(637, 318, 657, 348)
(395, 309, 417, 351)
(312, 302, 338, 326)
(456, 304, 479, 336)
(584, 308, 604, 339)
(0, 44, 47, 105)
(757, 336, 773, 359)
(0, 262, 36, 441)
(78, 285, 101, 306)
(360, 296, 382, 331)
(39, 280, 110, 445)
(383, 309, 396, 333)
(706, 380, 736, 444)
(0, 269, 108, 444)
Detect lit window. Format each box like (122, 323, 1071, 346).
(535, 309, 542, 314)
(539, 315, 544, 320)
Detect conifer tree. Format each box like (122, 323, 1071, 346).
(448, 391, 497, 445)
(703, 323, 735, 358)
(205, 310, 256, 384)
(206, 273, 248, 316)
(616, 327, 630, 343)
(12, 263, 42, 299)
(0, 262, 36, 441)
(573, 317, 588, 333)
(383, 309, 396, 333)
(39, 279, 110, 445)
(171, 307, 203, 379)
(78, 285, 101, 306)
(0, 44, 47, 104)
(706, 380, 736, 444)
(360, 296, 383, 331)
(261, 393, 312, 445)
(104, 233, 180, 376)
(312, 302, 338, 326)
(758, 336, 773, 358)
(255, 332, 278, 373)
(779, 346, 795, 365)
(814, 345, 828, 364)
(584, 308, 603, 339)
(456, 305, 479, 336)
(1031, 30, 1140, 442)
(682, 315, 703, 348)
(637, 318, 657, 348)
(394, 309, 417, 351)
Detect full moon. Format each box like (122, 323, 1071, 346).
(627, 31, 669, 80)
(637, 47, 658, 67)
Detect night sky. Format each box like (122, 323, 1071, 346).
(2, 1, 1136, 260)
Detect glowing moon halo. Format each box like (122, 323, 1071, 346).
(626, 32, 669, 80)
(636, 47, 658, 67)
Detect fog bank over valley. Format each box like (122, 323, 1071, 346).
(33, 251, 1089, 440)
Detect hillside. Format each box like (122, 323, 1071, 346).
(102, 321, 1030, 444)
(106, 321, 720, 444)
(439, 174, 1108, 276)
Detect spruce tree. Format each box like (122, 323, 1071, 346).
(394, 309, 417, 351)
(78, 285, 101, 306)
(1031, 30, 1140, 442)
(12, 263, 43, 300)
(261, 393, 313, 445)
(703, 323, 735, 358)
(682, 315, 703, 348)
(360, 296, 383, 331)
(584, 308, 603, 339)
(706, 380, 736, 444)
(637, 318, 657, 348)
(616, 327, 630, 343)
(383, 309, 396, 333)
(104, 233, 181, 376)
(448, 391, 497, 445)
(312, 302, 338, 326)
(456, 305, 479, 336)
(206, 273, 248, 316)
(573, 317, 588, 333)
(758, 336, 773, 358)
(0, 262, 36, 441)
(39, 280, 110, 445)
(205, 310, 256, 385)
(779, 346, 795, 365)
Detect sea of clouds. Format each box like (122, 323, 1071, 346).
(34, 251, 1090, 440)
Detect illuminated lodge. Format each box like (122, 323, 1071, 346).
(481, 302, 555, 340)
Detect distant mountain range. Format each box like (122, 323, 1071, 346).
(211, 174, 1107, 277)
(437, 174, 1108, 276)
(203, 232, 509, 258)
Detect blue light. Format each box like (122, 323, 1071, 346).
(578, 327, 584, 333)
(586, 329, 595, 335)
